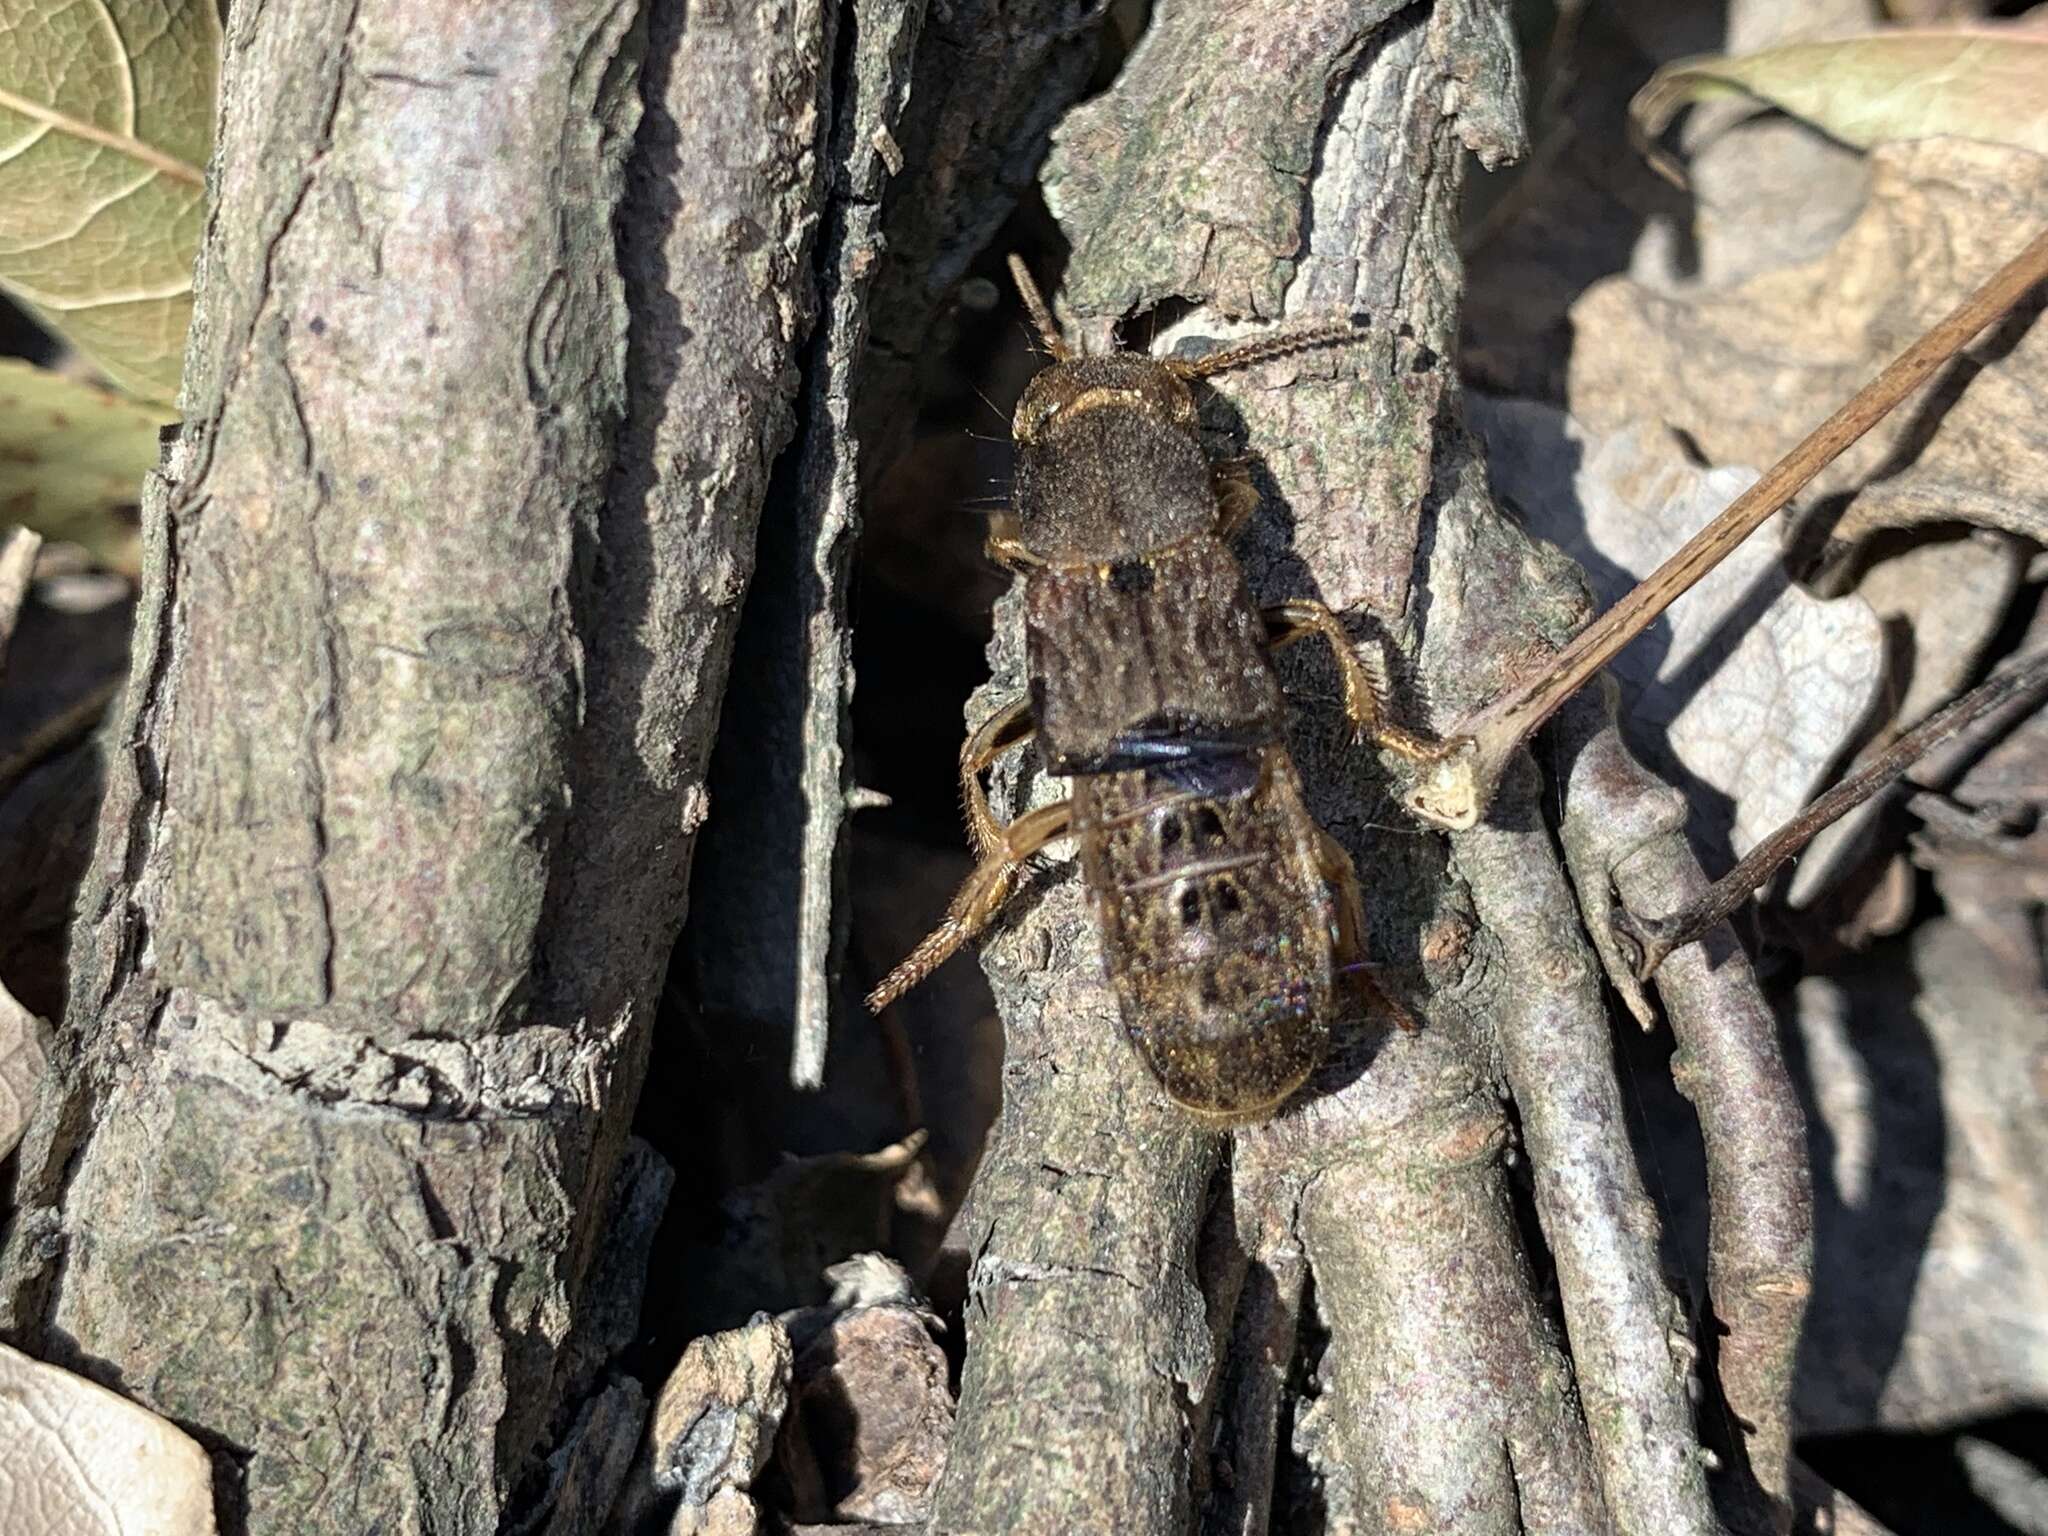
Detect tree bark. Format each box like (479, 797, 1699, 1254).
(1555, 688, 1813, 1529)
(0, 2, 825, 1529)
(677, 0, 917, 1093)
(0, 2, 1825, 1531)
(934, 0, 1800, 1531)
(682, 0, 1113, 1093)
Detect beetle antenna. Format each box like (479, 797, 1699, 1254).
(1008, 255, 1075, 362)
(1170, 322, 1385, 379)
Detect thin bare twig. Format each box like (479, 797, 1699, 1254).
(1556, 694, 1810, 1533)
(1400, 224, 2048, 832)
(1283, 1091, 1611, 1536)
(1453, 759, 1720, 1536)
(1617, 642, 2048, 978)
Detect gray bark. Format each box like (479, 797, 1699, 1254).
(1453, 766, 1717, 1536)
(935, 1, 1789, 1531)
(1556, 689, 1813, 1529)
(0, 0, 1829, 1530)
(683, 0, 1114, 1090)
(678, 0, 921, 1090)
(0, 2, 825, 1529)
(857, 0, 1113, 469)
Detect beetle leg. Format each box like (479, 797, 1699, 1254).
(867, 799, 1074, 1012)
(1264, 600, 1448, 764)
(1313, 827, 1371, 972)
(1314, 827, 1417, 1031)
(1214, 456, 1261, 541)
(959, 694, 1036, 859)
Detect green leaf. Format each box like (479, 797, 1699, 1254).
(0, 0, 221, 406)
(1633, 31, 2048, 168)
(0, 357, 169, 571)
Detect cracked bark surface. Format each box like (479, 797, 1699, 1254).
(857, 0, 1112, 470)
(0, 0, 1827, 1529)
(0, 2, 826, 1530)
(679, 0, 920, 1092)
(934, 0, 1809, 1531)
(683, 0, 1116, 1093)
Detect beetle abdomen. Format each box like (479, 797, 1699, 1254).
(1074, 748, 1334, 1123)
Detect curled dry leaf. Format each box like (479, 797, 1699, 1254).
(1912, 593, 2048, 803)
(0, 359, 167, 573)
(0, 0, 219, 404)
(0, 973, 49, 1162)
(1855, 539, 2025, 726)
(1909, 597, 2048, 982)
(0, 1340, 216, 1534)
(1472, 396, 1883, 899)
(1633, 29, 2048, 167)
(1567, 137, 2048, 557)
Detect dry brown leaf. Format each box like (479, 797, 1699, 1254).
(0, 1341, 217, 1534)
(1907, 595, 2048, 983)
(1794, 532, 2025, 906)
(1634, 30, 2048, 167)
(1473, 396, 1884, 895)
(1854, 536, 2024, 745)
(1567, 137, 2048, 555)
(0, 973, 49, 1162)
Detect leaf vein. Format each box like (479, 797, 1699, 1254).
(0, 162, 156, 252)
